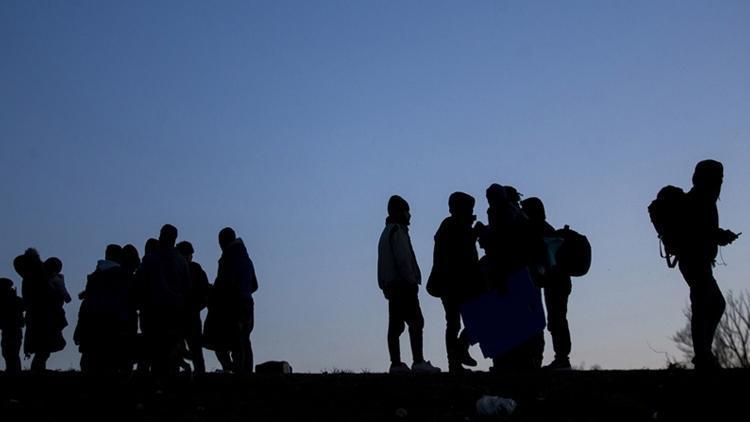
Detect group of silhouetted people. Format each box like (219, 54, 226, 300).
(378, 184, 580, 374)
(0, 160, 741, 375)
(0, 225, 258, 375)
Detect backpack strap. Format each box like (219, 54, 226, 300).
(659, 240, 679, 268)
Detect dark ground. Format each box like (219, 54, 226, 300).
(1, 369, 747, 421)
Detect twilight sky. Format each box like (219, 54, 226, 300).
(1, 0, 749, 372)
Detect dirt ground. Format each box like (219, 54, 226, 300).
(1, 369, 747, 421)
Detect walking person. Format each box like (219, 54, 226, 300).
(427, 192, 479, 373)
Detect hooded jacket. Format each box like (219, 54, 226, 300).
(378, 223, 421, 290)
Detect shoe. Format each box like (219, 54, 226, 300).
(449, 365, 472, 374)
(460, 349, 478, 367)
(543, 358, 571, 370)
(692, 355, 722, 372)
(412, 360, 441, 374)
(389, 362, 411, 374)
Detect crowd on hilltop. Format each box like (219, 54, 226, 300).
(376, 159, 739, 374)
(0, 160, 740, 375)
(0, 225, 258, 375)
(378, 185, 583, 374)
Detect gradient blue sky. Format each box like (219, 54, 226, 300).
(1, 1, 749, 372)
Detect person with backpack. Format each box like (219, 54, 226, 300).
(0, 277, 24, 373)
(675, 160, 739, 370)
(521, 197, 574, 370)
(378, 195, 441, 374)
(427, 192, 479, 373)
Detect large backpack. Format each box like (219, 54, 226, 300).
(554, 225, 591, 277)
(648, 185, 687, 268)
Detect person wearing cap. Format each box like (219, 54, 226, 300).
(378, 195, 441, 374)
(176, 240, 211, 374)
(428, 192, 480, 373)
(679, 160, 740, 370)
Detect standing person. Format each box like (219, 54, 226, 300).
(204, 227, 258, 374)
(15, 249, 66, 372)
(427, 192, 479, 373)
(0, 278, 24, 373)
(679, 160, 739, 370)
(44, 258, 72, 305)
(378, 195, 441, 374)
(176, 241, 211, 374)
(521, 197, 572, 370)
(477, 185, 543, 371)
(135, 224, 192, 374)
(74, 244, 132, 373)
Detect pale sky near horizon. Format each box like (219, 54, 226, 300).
(1, 0, 749, 372)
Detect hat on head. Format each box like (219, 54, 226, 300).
(448, 192, 475, 215)
(387, 195, 410, 216)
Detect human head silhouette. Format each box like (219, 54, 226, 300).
(504, 186, 522, 207)
(44, 257, 63, 276)
(122, 244, 140, 270)
(176, 241, 194, 262)
(144, 238, 159, 256)
(0, 277, 13, 292)
(520, 197, 546, 223)
(486, 184, 507, 208)
(159, 224, 178, 248)
(219, 227, 237, 252)
(448, 191, 476, 225)
(692, 159, 723, 201)
(387, 195, 411, 225)
(105, 244, 123, 263)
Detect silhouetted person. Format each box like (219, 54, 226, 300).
(204, 227, 258, 374)
(122, 244, 141, 275)
(44, 257, 71, 305)
(522, 197, 572, 370)
(477, 184, 534, 289)
(120, 244, 141, 370)
(135, 225, 192, 374)
(0, 278, 24, 373)
(378, 195, 441, 374)
(478, 185, 542, 371)
(144, 238, 159, 256)
(74, 244, 133, 373)
(177, 240, 210, 374)
(15, 249, 66, 372)
(679, 160, 739, 370)
(428, 192, 479, 373)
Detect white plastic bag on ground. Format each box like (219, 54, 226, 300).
(476, 395, 517, 419)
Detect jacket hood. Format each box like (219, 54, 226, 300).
(96, 260, 120, 272)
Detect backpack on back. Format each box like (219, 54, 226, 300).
(554, 225, 591, 277)
(647, 185, 687, 268)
